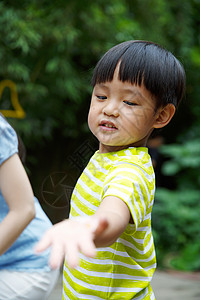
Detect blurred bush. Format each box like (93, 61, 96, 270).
(153, 135, 200, 271)
(0, 0, 199, 145)
(0, 0, 200, 271)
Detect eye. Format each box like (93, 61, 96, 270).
(123, 100, 137, 106)
(96, 95, 107, 100)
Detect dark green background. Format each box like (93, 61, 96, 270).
(0, 0, 200, 271)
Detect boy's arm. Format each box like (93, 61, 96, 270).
(0, 154, 35, 255)
(94, 196, 131, 247)
(35, 196, 130, 269)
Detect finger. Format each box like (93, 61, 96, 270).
(79, 237, 96, 258)
(64, 243, 80, 269)
(94, 217, 109, 236)
(34, 233, 52, 253)
(49, 243, 65, 270)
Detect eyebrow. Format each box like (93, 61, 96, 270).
(95, 84, 146, 100)
(122, 88, 147, 100)
(95, 84, 138, 93)
(95, 84, 109, 90)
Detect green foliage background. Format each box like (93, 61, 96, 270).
(0, 0, 200, 271)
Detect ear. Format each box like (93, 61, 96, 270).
(154, 104, 176, 129)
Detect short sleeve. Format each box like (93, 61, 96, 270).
(101, 162, 151, 233)
(0, 115, 18, 166)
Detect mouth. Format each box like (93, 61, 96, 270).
(99, 120, 118, 130)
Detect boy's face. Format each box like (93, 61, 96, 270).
(88, 67, 160, 153)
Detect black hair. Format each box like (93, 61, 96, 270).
(91, 40, 186, 108)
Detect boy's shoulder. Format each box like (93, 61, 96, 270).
(89, 147, 153, 178)
(113, 147, 151, 167)
(102, 148, 155, 191)
(106, 147, 154, 179)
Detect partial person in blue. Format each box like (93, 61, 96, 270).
(0, 114, 59, 300)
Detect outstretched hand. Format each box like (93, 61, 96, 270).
(35, 216, 108, 269)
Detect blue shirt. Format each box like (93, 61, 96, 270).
(0, 115, 52, 271)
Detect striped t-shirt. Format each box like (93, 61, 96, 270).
(63, 147, 156, 300)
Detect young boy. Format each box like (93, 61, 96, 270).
(36, 40, 186, 299)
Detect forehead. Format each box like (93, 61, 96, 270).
(94, 68, 151, 98)
(94, 81, 145, 98)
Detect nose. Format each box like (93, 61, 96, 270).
(102, 99, 119, 117)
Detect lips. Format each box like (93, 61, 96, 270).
(99, 120, 118, 130)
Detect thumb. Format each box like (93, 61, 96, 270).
(34, 232, 51, 254)
(93, 216, 109, 236)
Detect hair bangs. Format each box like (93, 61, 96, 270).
(118, 43, 185, 107)
(118, 46, 147, 86)
(91, 42, 132, 87)
(91, 40, 186, 108)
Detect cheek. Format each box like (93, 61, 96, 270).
(88, 106, 96, 131)
(121, 111, 146, 135)
(87, 109, 92, 129)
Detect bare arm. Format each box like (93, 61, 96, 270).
(94, 196, 130, 247)
(0, 154, 35, 255)
(35, 195, 130, 269)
